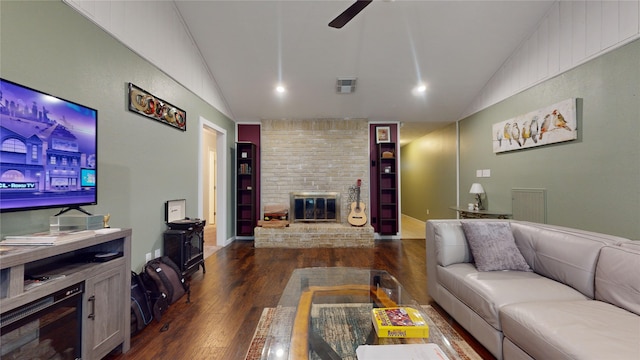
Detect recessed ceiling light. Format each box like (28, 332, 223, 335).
(412, 83, 427, 96)
(275, 85, 286, 93)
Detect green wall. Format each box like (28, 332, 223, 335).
(401, 123, 457, 221)
(0, 1, 236, 271)
(403, 38, 640, 239)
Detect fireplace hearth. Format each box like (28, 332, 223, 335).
(258, 191, 373, 248)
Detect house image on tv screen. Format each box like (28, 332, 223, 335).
(0, 79, 97, 212)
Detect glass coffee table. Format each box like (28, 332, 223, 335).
(259, 267, 460, 360)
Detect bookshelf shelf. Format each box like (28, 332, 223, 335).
(377, 143, 398, 235)
(236, 142, 257, 237)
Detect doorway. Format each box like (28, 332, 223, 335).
(199, 117, 228, 249)
(202, 128, 217, 244)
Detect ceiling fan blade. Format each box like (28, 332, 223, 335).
(328, 0, 373, 29)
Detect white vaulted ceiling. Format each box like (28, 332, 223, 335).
(173, 0, 555, 144)
(67, 0, 558, 144)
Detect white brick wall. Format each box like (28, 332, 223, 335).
(261, 119, 370, 224)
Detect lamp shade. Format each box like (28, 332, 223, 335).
(469, 183, 485, 194)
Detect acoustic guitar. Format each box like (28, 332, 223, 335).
(348, 179, 367, 226)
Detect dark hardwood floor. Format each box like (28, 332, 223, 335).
(106, 240, 494, 360)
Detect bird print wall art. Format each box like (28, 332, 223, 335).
(493, 98, 577, 153)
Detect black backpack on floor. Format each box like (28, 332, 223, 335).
(130, 271, 153, 335)
(142, 256, 190, 305)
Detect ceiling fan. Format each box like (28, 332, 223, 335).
(328, 0, 373, 29)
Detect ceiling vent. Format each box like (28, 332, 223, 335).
(336, 77, 357, 94)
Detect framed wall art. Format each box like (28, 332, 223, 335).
(376, 126, 390, 143)
(128, 83, 186, 131)
(493, 98, 577, 153)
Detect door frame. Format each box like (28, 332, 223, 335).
(198, 116, 229, 247)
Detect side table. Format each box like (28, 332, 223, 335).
(449, 206, 511, 219)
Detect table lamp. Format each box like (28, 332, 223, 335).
(469, 183, 485, 210)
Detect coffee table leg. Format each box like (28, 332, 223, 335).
(365, 327, 377, 345)
(309, 330, 342, 360)
(372, 275, 381, 288)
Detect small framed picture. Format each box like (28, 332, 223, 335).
(241, 152, 248, 158)
(376, 126, 390, 143)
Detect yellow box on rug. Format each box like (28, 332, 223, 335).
(371, 307, 429, 338)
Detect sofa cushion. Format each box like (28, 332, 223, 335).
(461, 222, 530, 272)
(511, 222, 622, 298)
(437, 263, 587, 330)
(433, 221, 473, 266)
(501, 300, 640, 360)
(595, 245, 640, 316)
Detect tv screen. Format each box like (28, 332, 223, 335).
(0, 78, 98, 213)
(80, 168, 96, 188)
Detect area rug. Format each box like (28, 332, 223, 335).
(244, 304, 482, 360)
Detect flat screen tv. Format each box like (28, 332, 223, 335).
(0, 78, 98, 213)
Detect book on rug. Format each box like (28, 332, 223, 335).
(356, 343, 449, 360)
(371, 306, 429, 338)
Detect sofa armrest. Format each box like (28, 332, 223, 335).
(428, 220, 473, 266)
(426, 220, 472, 298)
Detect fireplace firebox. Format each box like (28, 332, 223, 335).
(0, 283, 83, 359)
(290, 192, 340, 222)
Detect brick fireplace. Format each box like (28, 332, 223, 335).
(254, 119, 374, 248)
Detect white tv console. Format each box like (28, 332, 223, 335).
(0, 229, 132, 359)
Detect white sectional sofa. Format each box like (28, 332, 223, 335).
(425, 219, 640, 360)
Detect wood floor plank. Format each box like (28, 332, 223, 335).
(106, 239, 494, 360)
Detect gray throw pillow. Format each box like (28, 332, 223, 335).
(461, 222, 531, 272)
